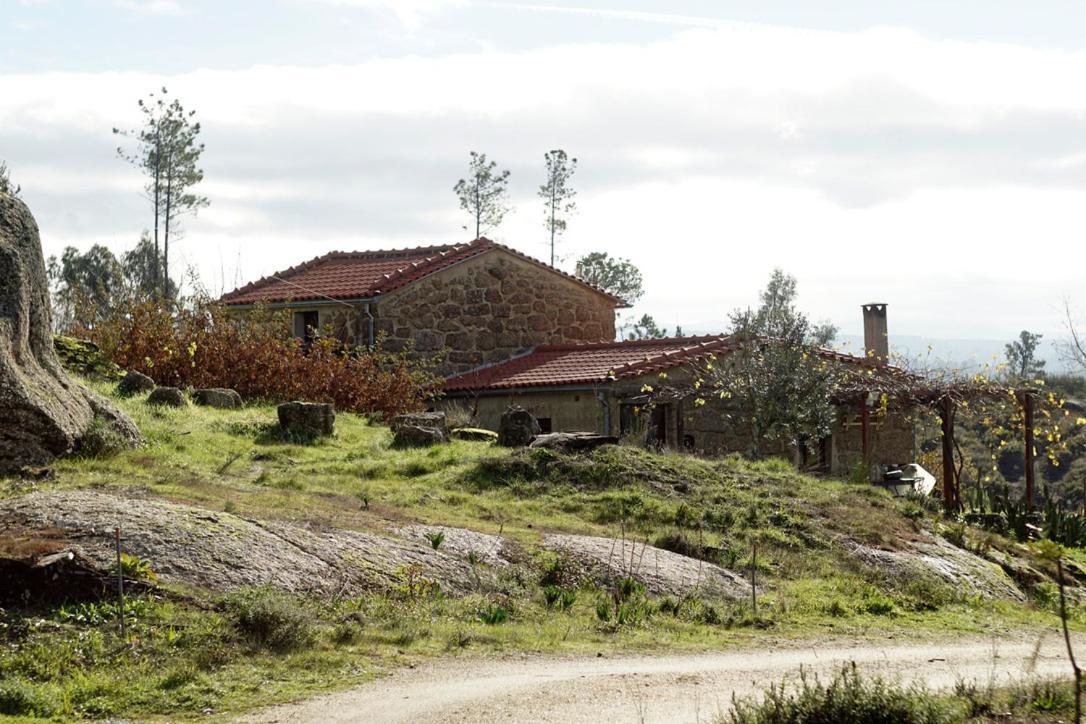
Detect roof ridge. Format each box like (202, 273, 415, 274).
(533, 334, 730, 353)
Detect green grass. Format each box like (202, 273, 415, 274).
(1, 379, 1084, 718)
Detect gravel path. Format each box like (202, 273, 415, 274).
(244, 634, 1081, 723)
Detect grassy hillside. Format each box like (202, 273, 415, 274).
(0, 381, 1080, 719)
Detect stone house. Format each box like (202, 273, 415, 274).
(220, 238, 625, 376)
(441, 305, 915, 475)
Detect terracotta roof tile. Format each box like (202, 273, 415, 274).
(220, 238, 625, 306)
(443, 336, 877, 392)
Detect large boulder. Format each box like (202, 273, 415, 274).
(147, 387, 186, 408)
(498, 406, 541, 447)
(117, 370, 155, 396)
(392, 424, 448, 447)
(391, 411, 448, 447)
(278, 401, 335, 438)
(530, 432, 618, 453)
(0, 193, 140, 473)
(193, 388, 243, 409)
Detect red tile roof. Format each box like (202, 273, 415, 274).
(220, 238, 625, 306)
(443, 336, 876, 392)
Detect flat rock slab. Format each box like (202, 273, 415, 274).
(0, 489, 496, 596)
(544, 533, 750, 599)
(394, 524, 516, 567)
(530, 432, 619, 452)
(849, 533, 1024, 601)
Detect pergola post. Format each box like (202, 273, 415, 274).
(1022, 391, 1036, 512)
(860, 396, 871, 474)
(940, 397, 957, 513)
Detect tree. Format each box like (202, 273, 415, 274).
(1005, 330, 1046, 381)
(114, 87, 208, 301)
(539, 149, 577, 266)
(47, 235, 176, 331)
(0, 160, 19, 196)
(625, 314, 668, 340)
(453, 151, 510, 239)
(575, 252, 644, 304)
(48, 245, 124, 331)
(122, 231, 177, 300)
(688, 269, 841, 458)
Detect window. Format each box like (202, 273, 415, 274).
(537, 417, 553, 434)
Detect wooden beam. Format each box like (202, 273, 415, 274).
(940, 398, 957, 513)
(1023, 391, 1036, 513)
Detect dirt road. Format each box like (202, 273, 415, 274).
(245, 635, 1079, 723)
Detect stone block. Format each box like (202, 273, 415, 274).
(277, 401, 335, 437)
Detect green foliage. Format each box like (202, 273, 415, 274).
(111, 553, 158, 582)
(624, 313, 669, 340)
(53, 336, 124, 380)
(0, 159, 20, 196)
(54, 598, 154, 626)
(78, 417, 134, 459)
(542, 586, 577, 611)
(575, 251, 644, 304)
(453, 151, 510, 238)
(688, 269, 841, 458)
(225, 588, 315, 652)
(424, 530, 445, 550)
(476, 603, 509, 625)
(1005, 330, 1046, 382)
(728, 664, 957, 724)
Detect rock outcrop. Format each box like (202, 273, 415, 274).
(0, 193, 140, 473)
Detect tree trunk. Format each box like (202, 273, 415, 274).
(152, 134, 161, 301)
(163, 163, 173, 302)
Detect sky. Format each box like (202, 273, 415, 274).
(2, 0, 1086, 354)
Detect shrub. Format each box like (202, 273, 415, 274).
(0, 679, 57, 718)
(728, 664, 957, 724)
(77, 417, 133, 459)
(477, 603, 508, 625)
(82, 299, 439, 417)
(424, 531, 445, 550)
(225, 588, 315, 652)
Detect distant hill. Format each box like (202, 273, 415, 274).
(673, 323, 1077, 374)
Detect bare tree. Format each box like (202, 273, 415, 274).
(114, 88, 208, 301)
(1061, 300, 1086, 373)
(453, 151, 510, 239)
(539, 149, 577, 266)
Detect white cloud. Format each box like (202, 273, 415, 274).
(112, 0, 185, 16)
(303, 0, 466, 25)
(5, 20, 1086, 340)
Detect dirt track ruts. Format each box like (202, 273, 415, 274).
(244, 634, 1082, 723)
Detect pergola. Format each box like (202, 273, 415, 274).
(844, 369, 1041, 514)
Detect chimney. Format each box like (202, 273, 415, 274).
(862, 303, 888, 364)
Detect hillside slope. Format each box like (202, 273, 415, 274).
(0, 381, 1081, 719)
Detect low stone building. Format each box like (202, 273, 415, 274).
(220, 238, 625, 376)
(441, 307, 916, 475)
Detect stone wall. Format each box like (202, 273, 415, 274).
(374, 249, 617, 376)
